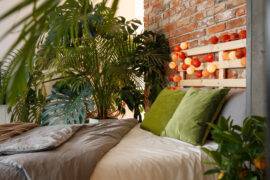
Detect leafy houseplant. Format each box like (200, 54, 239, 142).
(131, 31, 170, 109)
(202, 116, 266, 180)
(0, 0, 170, 124)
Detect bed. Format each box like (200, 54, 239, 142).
(91, 90, 246, 180)
(0, 90, 246, 180)
(91, 124, 217, 180)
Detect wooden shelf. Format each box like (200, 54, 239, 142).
(178, 39, 246, 88)
(183, 39, 246, 56)
(178, 39, 247, 88)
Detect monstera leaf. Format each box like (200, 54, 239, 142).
(41, 82, 94, 125)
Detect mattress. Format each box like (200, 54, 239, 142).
(91, 124, 217, 180)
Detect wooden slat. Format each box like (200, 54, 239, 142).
(180, 79, 246, 88)
(178, 60, 245, 71)
(183, 39, 246, 56)
(218, 51, 225, 88)
(216, 60, 244, 69)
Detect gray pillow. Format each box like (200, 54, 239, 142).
(220, 90, 246, 126)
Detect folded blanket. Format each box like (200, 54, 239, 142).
(0, 123, 38, 143)
(0, 124, 83, 155)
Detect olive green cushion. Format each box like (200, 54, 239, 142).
(140, 88, 186, 135)
(162, 88, 230, 145)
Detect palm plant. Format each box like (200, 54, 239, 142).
(0, 0, 170, 124)
(0, 0, 119, 106)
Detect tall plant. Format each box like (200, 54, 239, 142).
(132, 31, 170, 108)
(0, 0, 170, 123)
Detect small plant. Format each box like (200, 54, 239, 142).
(202, 116, 266, 180)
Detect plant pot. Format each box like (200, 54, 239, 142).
(0, 105, 10, 123)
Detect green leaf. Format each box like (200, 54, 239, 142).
(41, 81, 94, 125)
(204, 168, 220, 175)
(6, 59, 29, 106)
(202, 147, 222, 166)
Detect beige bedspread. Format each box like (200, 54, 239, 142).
(91, 125, 217, 180)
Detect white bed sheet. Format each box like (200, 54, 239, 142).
(91, 124, 217, 180)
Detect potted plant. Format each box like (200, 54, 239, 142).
(202, 116, 266, 180)
(0, 0, 170, 124)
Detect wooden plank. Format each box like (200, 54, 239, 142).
(178, 60, 245, 71)
(183, 39, 246, 56)
(217, 60, 244, 69)
(180, 79, 246, 88)
(218, 51, 225, 88)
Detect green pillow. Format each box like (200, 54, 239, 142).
(140, 88, 186, 135)
(162, 88, 230, 145)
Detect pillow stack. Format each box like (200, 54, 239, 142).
(141, 87, 230, 146)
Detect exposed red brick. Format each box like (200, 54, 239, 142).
(182, 7, 197, 17)
(175, 33, 194, 43)
(168, 38, 176, 47)
(235, 5, 246, 17)
(195, 12, 204, 20)
(207, 23, 226, 34)
(152, 1, 162, 9)
(214, 3, 226, 14)
(164, 23, 176, 34)
(170, 0, 180, 7)
(189, 40, 199, 48)
(226, 17, 246, 29)
(173, 23, 197, 37)
(193, 29, 206, 38)
(144, 0, 247, 51)
(215, 9, 235, 22)
(199, 39, 209, 46)
(198, 16, 215, 28)
(155, 15, 162, 23)
(189, 0, 197, 7)
(176, 17, 192, 28)
(227, 69, 238, 79)
(144, 3, 149, 9)
(163, 10, 171, 19)
(197, 0, 215, 11)
(227, 0, 246, 9)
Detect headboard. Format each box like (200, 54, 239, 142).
(178, 39, 246, 88)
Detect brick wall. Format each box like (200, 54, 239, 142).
(144, 0, 247, 79)
(144, 0, 246, 49)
